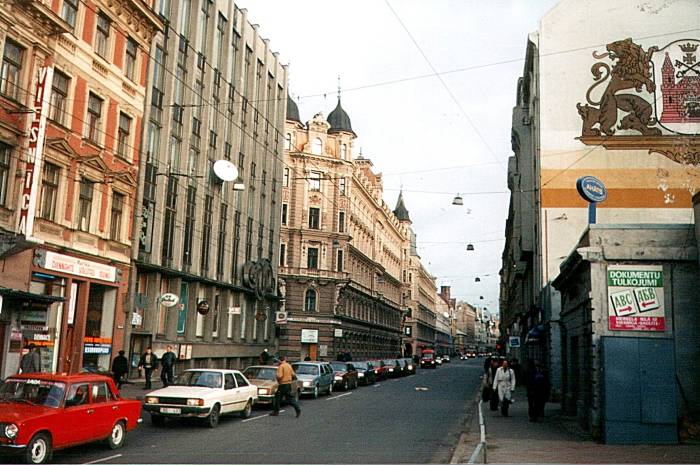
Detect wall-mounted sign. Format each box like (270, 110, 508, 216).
(131, 311, 143, 326)
(83, 336, 112, 355)
(35, 250, 117, 282)
(18, 65, 53, 238)
(576, 176, 607, 203)
(242, 259, 276, 300)
(228, 306, 241, 315)
(159, 293, 179, 308)
(197, 300, 210, 315)
(334, 328, 343, 338)
(509, 336, 521, 348)
(301, 329, 319, 343)
(404, 326, 412, 336)
(178, 344, 193, 360)
(608, 264, 665, 331)
(275, 311, 287, 324)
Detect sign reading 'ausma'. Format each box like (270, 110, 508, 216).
(607, 265, 665, 332)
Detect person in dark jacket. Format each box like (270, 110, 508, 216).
(138, 347, 158, 389)
(527, 362, 550, 421)
(160, 345, 177, 387)
(111, 350, 129, 388)
(19, 344, 41, 373)
(487, 358, 501, 411)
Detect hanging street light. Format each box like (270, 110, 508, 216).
(452, 194, 464, 206)
(475, 277, 481, 282)
(466, 244, 475, 251)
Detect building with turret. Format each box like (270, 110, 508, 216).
(279, 95, 417, 360)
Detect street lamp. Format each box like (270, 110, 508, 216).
(474, 277, 481, 282)
(466, 244, 475, 251)
(452, 194, 464, 206)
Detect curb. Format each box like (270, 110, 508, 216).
(449, 385, 482, 464)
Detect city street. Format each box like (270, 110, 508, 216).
(46, 361, 482, 464)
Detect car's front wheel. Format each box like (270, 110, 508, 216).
(328, 382, 333, 395)
(313, 385, 319, 399)
(25, 433, 51, 465)
(107, 421, 126, 449)
(343, 379, 349, 391)
(207, 404, 220, 428)
(240, 400, 252, 419)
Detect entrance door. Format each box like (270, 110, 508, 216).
(308, 344, 318, 361)
(129, 334, 152, 378)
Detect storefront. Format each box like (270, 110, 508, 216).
(0, 247, 128, 376)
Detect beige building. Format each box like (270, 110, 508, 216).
(278, 97, 410, 360)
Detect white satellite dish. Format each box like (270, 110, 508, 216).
(212, 159, 239, 182)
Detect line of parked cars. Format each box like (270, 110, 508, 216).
(0, 357, 421, 464)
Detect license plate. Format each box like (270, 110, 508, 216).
(160, 407, 181, 414)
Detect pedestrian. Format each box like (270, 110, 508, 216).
(527, 362, 550, 421)
(138, 347, 158, 390)
(19, 344, 41, 374)
(271, 355, 301, 418)
(304, 355, 312, 361)
(487, 358, 501, 411)
(259, 348, 272, 365)
(111, 350, 129, 389)
(160, 345, 177, 387)
(493, 359, 516, 416)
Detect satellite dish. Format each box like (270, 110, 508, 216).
(212, 160, 238, 182)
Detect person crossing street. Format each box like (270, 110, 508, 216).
(271, 355, 301, 418)
(160, 345, 177, 387)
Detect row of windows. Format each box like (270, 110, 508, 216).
(280, 204, 346, 233)
(285, 133, 349, 161)
(281, 168, 347, 195)
(0, 143, 127, 240)
(278, 243, 344, 273)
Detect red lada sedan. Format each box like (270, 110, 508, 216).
(0, 373, 142, 464)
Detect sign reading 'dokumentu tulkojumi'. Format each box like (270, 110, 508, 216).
(607, 265, 665, 331)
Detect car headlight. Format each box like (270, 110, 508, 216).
(145, 396, 159, 404)
(358, 372, 364, 377)
(334, 376, 342, 381)
(389, 368, 394, 372)
(303, 381, 311, 387)
(258, 388, 270, 395)
(187, 398, 204, 406)
(4, 424, 18, 439)
(408, 365, 413, 370)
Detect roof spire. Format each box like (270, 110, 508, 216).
(337, 75, 341, 101)
(394, 190, 411, 223)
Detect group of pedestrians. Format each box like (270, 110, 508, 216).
(110, 345, 177, 390)
(481, 356, 550, 421)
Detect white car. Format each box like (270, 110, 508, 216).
(144, 369, 257, 428)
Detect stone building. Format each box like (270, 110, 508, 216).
(0, 0, 162, 377)
(402, 243, 438, 357)
(126, 2, 287, 373)
(455, 301, 477, 349)
(278, 96, 409, 360)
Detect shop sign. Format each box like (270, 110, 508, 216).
(275, 311, 287, 324)
(334, 328, 343, 338)
(319, 345, 328, 357)
(36, 250, 117, 282)
(197, 300, 210, 315)
(159, 293, 179, 307)
(131, 311, 143, 326)
(509, 336, 521, 348)
(228, 306, 241, 315)
(301, 329, 319, 343)
(287, 317, 341, 325)
(21, 324, 48, 332)
(20, 310, 47, 323)
(607, 265, 665, 331)
(242, 259, 276, 300)
(32, 334, 51, 342)
(576, 176, 607, 203)
(18, 65, 53, 238)
(83, 336, 112, 355)
(177, 283, 189, 335)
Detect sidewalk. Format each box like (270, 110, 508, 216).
(116, 377, 161, 401)
(452, 387, 700, 464)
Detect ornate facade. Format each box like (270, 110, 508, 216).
(278, 96, 411, 360)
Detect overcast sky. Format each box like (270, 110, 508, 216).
(237, 0, 560, 314)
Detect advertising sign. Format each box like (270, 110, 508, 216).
(40, 251, 117, 282)
(607, 265, 665, 331)
(509, 336, 521, 348)
(275, 311, 288, 324)
(301, 329, 319, 343)
(83, 336, 112, 355)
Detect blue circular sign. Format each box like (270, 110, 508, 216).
(576, 176, 607, 203)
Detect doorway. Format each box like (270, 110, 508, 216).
(129, 334, 152, 378)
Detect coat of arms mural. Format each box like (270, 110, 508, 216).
(577, 38, 700, 165)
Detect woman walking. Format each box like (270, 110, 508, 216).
(493, 359, 516, 416)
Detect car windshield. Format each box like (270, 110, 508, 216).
(175, 371, 222, 388)
(330, 363, 347, 372)
(0, 379, 66, 408)
(383, 360, 396, 365)
(292, 364, 319, 375)
(422, 353, 434, 360)
(353, 362, 368, 370)
(243, 367, 277, 380)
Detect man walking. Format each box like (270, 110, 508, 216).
(527, 362, 550, 421)
(19, 344, 41, 373)
(259, 348, 272, 365)
(493, 359, 516, 416)
(111, 350, 129, 388)
(271, 355, 301, 418)
(160, 345, 177, 387)
(138, 347, 158, 390)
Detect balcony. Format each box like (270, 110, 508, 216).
(16, 0, 72, 35)
(279, 266, 349, 281)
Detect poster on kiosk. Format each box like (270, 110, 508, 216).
(607, 264, 665, 331)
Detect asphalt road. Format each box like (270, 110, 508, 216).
(46, 359, 484, 464)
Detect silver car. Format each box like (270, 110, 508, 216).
(291, 362, 333, 398)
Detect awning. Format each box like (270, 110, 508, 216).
(0, 288, 65, 304)
(525, 324, 545, 344)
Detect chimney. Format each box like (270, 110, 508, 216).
(440, 286, 451, 302)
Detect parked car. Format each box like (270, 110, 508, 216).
(330, 362, 359, 390)
(144, 369, 257, 428)
(291, 362, 333, 398)
(241, 365, 302, 406)
(442, 355, 451, 363)
(420, 350, 437, 369)
(0, 373, 142, 464)
(467, 351, 476, 359)
(372, 360, 391, 380)
(436, 356, 443, 365)
(351, 361, 377, 385)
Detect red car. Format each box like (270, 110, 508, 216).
(0, 373, 142, 464)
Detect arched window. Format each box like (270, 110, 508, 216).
(284, 133, 292, 151)
(304, 289, 317, 312)
(311, 137, 322, 155)
(340, 144, 347, 160)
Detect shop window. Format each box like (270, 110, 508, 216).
(82, 284, 116, 372)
